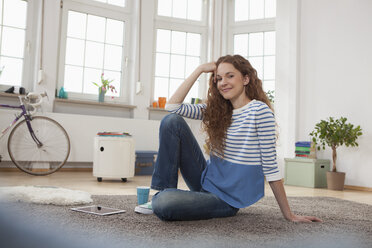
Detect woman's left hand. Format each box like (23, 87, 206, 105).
(288, 214, 323, 223)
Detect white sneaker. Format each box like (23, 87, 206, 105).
(134, 201, 153, 214)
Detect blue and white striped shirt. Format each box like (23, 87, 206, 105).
(165, 99, 282, 208)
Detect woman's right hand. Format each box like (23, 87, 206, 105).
(198, 62, 216, 73)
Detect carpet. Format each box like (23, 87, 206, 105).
(0, 186, 93, 205)
(0, 195, 371, 248)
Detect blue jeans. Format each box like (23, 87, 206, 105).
(151, 114, 239, 221)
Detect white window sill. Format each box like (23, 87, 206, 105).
(147, 107, 168, 112)
(0, 92, 23, 98)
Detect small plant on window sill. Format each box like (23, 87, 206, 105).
(266, 90, 275, 103)
(93, 73, 117, 99)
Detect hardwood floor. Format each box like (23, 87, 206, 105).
(0, 171, 371, 205)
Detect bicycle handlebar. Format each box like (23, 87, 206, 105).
(22, 91, 49, 115)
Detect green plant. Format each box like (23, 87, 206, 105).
(309, 117, 362, 172)
(266, 90, 275, 103)
(93, 73, 117, 94)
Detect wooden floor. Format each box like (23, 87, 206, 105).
(0, 171, 371, 205)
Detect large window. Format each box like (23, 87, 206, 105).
(153, 0, 208, 103)
(229, 0, 276, 97)
(0, 0, 28, 87)
(58, 0, 131, 102)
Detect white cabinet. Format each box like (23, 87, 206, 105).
(93, 136, 135, 182)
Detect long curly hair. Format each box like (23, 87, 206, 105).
(202, 55, 273, 157)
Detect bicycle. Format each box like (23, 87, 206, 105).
(0, 92, 70, 175)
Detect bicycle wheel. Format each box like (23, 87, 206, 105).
(8, 116, 70, 175)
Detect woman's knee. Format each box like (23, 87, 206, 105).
(160, 114, 186, 133)
(151, 189, 182, 221)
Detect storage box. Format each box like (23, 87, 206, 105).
(284, 158, 330, 188)
(93, 136, 135, 181)
(135, 151, 157, 175)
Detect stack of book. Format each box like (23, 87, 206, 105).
(97, 132, 131, 137)
(295, 141, 316, 159)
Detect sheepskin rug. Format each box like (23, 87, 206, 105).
(0, 186, 92, 205)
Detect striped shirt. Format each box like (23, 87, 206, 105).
(165, 99, 282, 208)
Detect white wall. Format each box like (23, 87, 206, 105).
(0, 110, 206, 163)
(276, 0, 372, 188)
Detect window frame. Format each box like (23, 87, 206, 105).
(57, 0, 132, 103)
(227, 0, 276, 93)
(0, 0, 35, 92)
(152, 0, 209, 103)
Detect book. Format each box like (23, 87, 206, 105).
(294, 141, 316, 159)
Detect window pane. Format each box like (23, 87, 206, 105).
(187, 0, 202, 21)
(185, 56, 199, 77)
(155, 53, 170, 77)
(107, 0, 125, 7)
(1, 27, 25, 58)
(158, 0, 172, 17)
(85, 41, 104, 68)
(65, 38, 85, 66)
(264, 56, 275, 80)
(86, 15, 105, 42)
(249, 0, 264, 20)
(67, 11, 86, 39)
(172, 0, 187, 19)
(0, 1, 3, 25)
(169, 78, 183, 99)
(92, 0, 126, 7)
(156, 29, 171, 53)
(263, 80, 275, 93)
(249, 57, 263, 79)
(154, 77, 169, 100)
(103, 70, 120, 96)
(64, 65, 83, 93)
(249, 33, 263, 56)
(63, 12, 124, 96)
(104, 44, 122, 71)
(264, 31, 275, 55)
(83, 67, 102, 94)
(171, 31, 186, 54)
(0, 56, 23, 86)
(265, 0, 276, 18)
(234, 34, 248, 57)
(185, 80, 199, 103)
(235, 0, 248, 21)
(3, 0, 27, 28)
(186, 33, 201, 56)
(170, 55, 185, 78)
(105, 19, 124, 46)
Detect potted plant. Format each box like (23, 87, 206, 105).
(266, 90, 275, 103)
(92, 73, 117, 102)
(309, 117, 362, 190)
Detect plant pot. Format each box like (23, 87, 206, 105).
(98, 90, 105, 102)
(326, 171, 346, 191)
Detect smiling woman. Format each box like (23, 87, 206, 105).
(204, 55, 272, 156)
(134, 55, 323, 223)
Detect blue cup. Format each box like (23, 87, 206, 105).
(137, 186, 150, 205)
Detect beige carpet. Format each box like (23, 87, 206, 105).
(1, 195, 371, 248)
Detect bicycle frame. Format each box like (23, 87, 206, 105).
(0, 97, 43, 147)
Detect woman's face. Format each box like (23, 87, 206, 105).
(216, 62, 249, 107)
